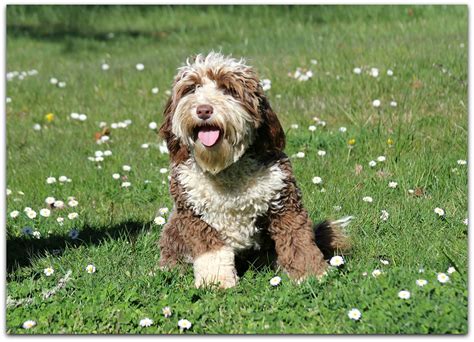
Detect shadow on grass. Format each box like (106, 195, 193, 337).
(6, 220, 153, 276)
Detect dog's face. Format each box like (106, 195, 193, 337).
(160, 53, 285, 174)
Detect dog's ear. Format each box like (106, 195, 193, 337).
(254, 92, 286, 153)
(159, 97, 189, 165)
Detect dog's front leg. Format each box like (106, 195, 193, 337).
(173, 208, 238, 289)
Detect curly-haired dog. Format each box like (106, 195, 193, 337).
(158, 52, 351, 288)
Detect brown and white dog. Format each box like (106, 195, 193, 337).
(158, 52, 351, 288)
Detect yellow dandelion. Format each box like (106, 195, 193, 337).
(348, 138, 356, 146)
(45, 113, 55, 122)
(387, 138, 394, 146)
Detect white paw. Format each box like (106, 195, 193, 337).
(194, 269, 239, 289)
(193, 247, 238, 289)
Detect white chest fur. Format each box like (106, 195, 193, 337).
(176, 157, 287, 250)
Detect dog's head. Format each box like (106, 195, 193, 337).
(160, 52, 285, 174)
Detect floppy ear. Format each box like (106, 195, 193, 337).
(254, 92, 286, 153)
(159, 97, 189, 165)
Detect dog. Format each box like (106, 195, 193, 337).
(158, 52, 351, 288)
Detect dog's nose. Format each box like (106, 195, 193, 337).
(196, 104, 214, 120)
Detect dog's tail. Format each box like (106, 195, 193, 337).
(314, 216, 353, 259)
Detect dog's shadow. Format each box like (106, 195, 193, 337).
(6, 220, 151, 277)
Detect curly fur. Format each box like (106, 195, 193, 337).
(158, 52, 350, 288)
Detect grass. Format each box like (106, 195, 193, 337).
(5, 5, 468, 334)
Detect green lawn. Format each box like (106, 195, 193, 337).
(5, 5, 468, 334)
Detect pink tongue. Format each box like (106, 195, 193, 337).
(198, 129, 220, 147)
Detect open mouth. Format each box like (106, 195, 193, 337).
(193, 125, 222, 148)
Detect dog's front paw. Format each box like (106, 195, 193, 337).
(193, 247, 238, 289)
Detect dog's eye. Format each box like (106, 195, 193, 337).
(182, 84, 197, 96)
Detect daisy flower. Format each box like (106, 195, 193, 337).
(398, 290, 411, 299)
(434, 207, 445, 217)
(362, 196, 373, 203)
(44, 267, 54, 276)
(347, 308, 361, 321)
(112, 173, 121, 180)
(312, 176, 323, 185)
(103, 150, 112, 156)
(369, 67, 379, 77)
(159, 168, 168, 174)
(136, 63, 145, 71)
(372, 99, 381, 107)
(141, 143, 149, 149)
(390, 101, 397, 107)
(178, 319, 192, 331)
(387, 69, 394, 76)
(295, 152, 305, 158)
(388, 181, 398, 188)
(45, 197, 56, 205)
(269, 276, 282, 286)
(329, 255, 345, 267)
(369, 160, 377, 167)
(50, 77, 58, 84)
(290, 124, 299, 129)
(10, 210, 20, 218)
(380, 210, 389, 221)
(68, 212, 79, 220)
(339, 126, 347, 133)
(121, 182, 131, 188)
(317, 150, 326, 157)
(162, 306, 172, 318)
(57, 217, 64, 225)
(68, 199, 78, 207)
(154, 216, 166, 225)
(101, 63, 110, 71)
(39, 208, 51, 217)
(377, 156, 386, 162)
(32, 231, 41, 239)
(372, 269, 382, 277)
(437, 273, 449, 283)
(78, 114, 87, 121)
(54, 200, 65, 209)
(148, 122, 158, 130)
(416, 279, 428, 287)
(308, 125, 317, 132)
(457, 159, 467, 165)
(22, 320, 36, 329)
(152, 87, 159, 94)
(353, 67, 362, 74)
(122, 165, 132, 172)
(447, 267, 456, 274)
(158, 207, 169, 215)
(46, 177, 57, 184)
(380, 259, 390, 265)
(26, 210, 37, 219)
(139, 318, 153, 327)
(86, 264, 96, 274)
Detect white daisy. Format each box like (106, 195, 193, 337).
(46, 177, 57, 184)
(26, 210, 37, 219)
(39, 208, 51, 217)
(388, 181, 398, 188)
(416, 279, 428, 287)
(312, 176, 323, 184)
(50, 77, 58, 84)
(377, 156, 386, 162)
(269, 276, 282, 286)
(317, 150, 326, 157)
(437, 273, 450, 283)
(353, 67, 362, 75)
(369, 67, 379, 77)
(380, 259, 390, 265)
(290, 124, 299, 129)
(136, 63, 145, 71)
(154, 216, 166, 225)
(398, 290, 411, 299)
(68, 199, 78, 207)
(152, 87, 159, 94)
(447, 267, 456, 274)
(122, 165, 132, 172)
(78, 114, 87, 121)
(103, 150, 112, 156)
(141, 143, 149, 149)
(86, 264, 96, 274)
(121, 182, 131, 188)
(57, 217, 64, 225)
(22, 320, 36, 329)
(372, 269, 382, 277)
(390, 101, 397, 107)
(44, 267, 54, 276)
(53, 200, 65, 209)
(308, 125, 317, 132)
(70, 112, 80, 120)
(339, 126, 347, 133)
(10, 210, 20, 218)
(33, 123, 42, 131)
(434, 207, 445, 216)
(139, 318, 153, 327)
(68, 212, 79, 220)
(457, 159, 467, 165)
(329, 255, 345, 267)
(149, 122, 158, 130)
(369, 160, 377, 167)
(380, 210, 389, 221)
(158, 207, 169, 215)
(295, 152, 305, 158)
(347, 308, 361, 320)
(112, 173, 121, 180)
(32, 231, 41, 239)
(159, 168, 168, 174)
(178, 319, 192, 331)
(362, 196, 373, 203)
(162, 306, 172, 318)
(372, 99, 381, 107)
(101, 63, 110, 71)
(387, 69, 394, 76)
